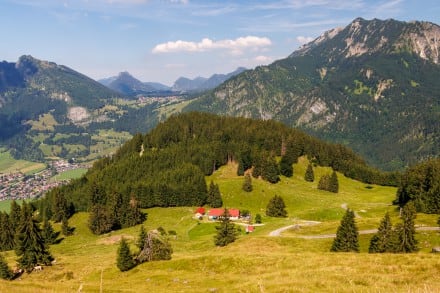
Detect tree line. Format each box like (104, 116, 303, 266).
(41, 112, 399, 235)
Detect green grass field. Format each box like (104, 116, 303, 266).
(0, 150, 46, 174)
(50, 168, 88, 182)
(0, 158, 439, 292)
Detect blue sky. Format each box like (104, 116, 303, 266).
(1, 0, 439, 85)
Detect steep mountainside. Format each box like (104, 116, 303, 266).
(186, 18, 440, 170)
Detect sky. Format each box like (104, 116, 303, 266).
(1, 0, 439, 86)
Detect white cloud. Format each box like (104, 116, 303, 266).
(152, 36, 272, 54)
(254, 55, 273, 63)
(296, 36, 314, 44)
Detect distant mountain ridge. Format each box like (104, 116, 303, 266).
(186, 18, 440, 170)
(172, 67, 247, 92)
(99, 67, 247, 96)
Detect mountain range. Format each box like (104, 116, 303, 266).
(98, 67, 247, 96)
(186, 18, 440, 170)
(0, 18, 439, 171)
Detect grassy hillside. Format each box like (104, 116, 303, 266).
(0, 149, 46, 174)
(0, 158, 439, 292)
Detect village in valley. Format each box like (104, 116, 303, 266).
(0, 160, 85, 201)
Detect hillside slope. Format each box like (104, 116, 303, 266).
(186, 18, 440, 170)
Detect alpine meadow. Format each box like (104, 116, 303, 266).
(0, 11, 439, 293)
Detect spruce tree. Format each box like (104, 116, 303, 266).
(279, 155, 293, 177)
(318, 174, 330, 191)
(88, 204, 113, 235)
(136, 231, 173, 263)
(242, 174, 253, 192)
(207, 181, 223, 208)
(9, 200, 21, 233)
(304, 163, 314, 182)
(61, 216, 73, 236)
(265, 195, 287, 217)
(15, 202, 53, 272)
(0, 254, 13, 280)
(395, 202, 418, 252)
(262, 156, 280, 183)
(42, 216, 59, 245)
(331, 209, 359, 252)
(137, 226, 147, 251)
(329, 171, 339, 193)
(214, 209, 238, 247)
(0, 212, 14, 251)
(254, 213, 262, 224)
(52, 190, 69, 222)
(116, 238, 136, 272)
(369, 212, 393, 253)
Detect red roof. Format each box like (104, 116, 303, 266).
(246, 225, 255, 232)
(208, 208, 240, 217)
(195, 207, 206, 214)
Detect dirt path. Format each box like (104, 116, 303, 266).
(269, 225, 440, 239)
(268, 221, 321, 237)
(341, 203, 361, 218)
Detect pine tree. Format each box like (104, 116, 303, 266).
(214, 209, 238, 247)
(242, 174, 253, 192)
(116, 238, 136, 272)
(329, 171, 339, 193)
(42, 216, 59, 245)
(0, 212, 14, 251)
(318, 174, 330, 191)
(9, 200, 21, 233)
(254, 213, 262, 224)
(262, 156, 280, 183)
(15, 202, 53, 272)
(279, 155, 293, 177)
(395, 202, 418, 252)
(331, 209, 359, 252)
(88, 204, 113, 235)
(304, 163, 314, 182)
(0, 254, 13, 280)
(369, 212, 393, 253)
(52, 190, 69, 223)
(207, 181, 223, 208)
(265, 195, 287, 217)
(61, 216, 73, 236)
(137, 226, 147, 251)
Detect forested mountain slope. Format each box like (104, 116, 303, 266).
(186, 18, 440, 170)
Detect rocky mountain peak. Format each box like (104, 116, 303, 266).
(291, 18, 440, 64)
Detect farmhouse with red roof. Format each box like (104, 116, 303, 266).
(208, 208, 240, 221)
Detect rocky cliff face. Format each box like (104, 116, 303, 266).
(187, 18, 440, 170)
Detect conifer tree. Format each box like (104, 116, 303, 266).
(52, 190, 69, 223)
(262, 156, 280, 183)
(265, 195, 287, 217)
(88, 204, 113, 235)
(395, 202, 418, 253)
(279, 155, 293, 177)
(369, 212, 393, 253)
(9, 200, 21, 233)
(331, 209, 359, 252)
(15, 202, 53, 272)
(254, 213, 262, 224)
(242, 173, 253, 192)
(0, 212, 14, 251)
(207, 181, 223, 208)
(41, 216, 59, 245)
(214, 209, 238, 247)
(304, 163, 314, 182)
(137, 226, 147, 251)
(318, 174, 330, 191)
(329, 171, 339, 193)
(116, 238, 136, 272)
(0, 254, 13, 280)
(61, 216, 73, 236)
